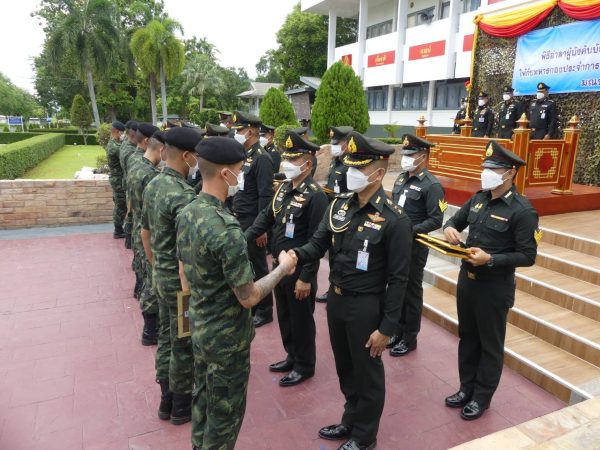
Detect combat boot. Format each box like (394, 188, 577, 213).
(170, 393, 192, 425)
(157, 380, 172, 420)
(141, 312, 158, 346)
(124, 233, 132, 249)
(113, 224, 126, 239)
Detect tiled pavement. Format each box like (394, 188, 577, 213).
(0, 229, 565, 450)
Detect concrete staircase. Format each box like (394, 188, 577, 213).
(422, 205, 600, 404)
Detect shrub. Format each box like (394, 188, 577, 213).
(65, 134, 98, 145)
(96, 154, 109, 173)
(274, 124, 300, 149)
(0, 132, 42, 144)
(382, 123, 400, 138)
(2, 125, 9, 133)
(259, 88, 297, 128)
(96, 123, 112, 149)
(189, 108, 220, 128)
(70, 94, 92, 144)
(311, 61, 370, 142)
(0, 134, 65, 179)
(377, 138, 404, 145)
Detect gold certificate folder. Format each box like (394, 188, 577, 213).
(416, 233, 473, 260)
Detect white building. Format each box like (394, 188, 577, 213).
(301, 0, 538, 130)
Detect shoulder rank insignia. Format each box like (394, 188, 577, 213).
(534, 228, 543, 244)
(474, 202, 484, 210)
(439, 199, 448, 213)
(368, 213, 385, 223)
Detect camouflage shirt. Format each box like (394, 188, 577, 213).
(128, 155, 159, 233)
(176, 192, 255, 356)
(141, 166, 196, 295)
(106, 138, 123, 180)
(119, 140, 137, 180)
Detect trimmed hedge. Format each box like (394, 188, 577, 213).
(0, 133, 37, 144)
(0, 132, 97, 146)
(34, 128, 98, 134)
(377, 138, 404, 145)
(65, 134, 98, 145)
(0, 134, 66, 179)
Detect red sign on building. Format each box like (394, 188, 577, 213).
(367, 51, 395, 67)
(487, 0, 507, 4)
(408, 40, 446, 60)
(463, 34, 474, 52)
(341, 54, 352, 66)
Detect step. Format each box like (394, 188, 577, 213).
(422, 285, 599, 404)
(539, 225, 600, 258)
(537, 241, 600, 285)
(425, 264, 600, 367)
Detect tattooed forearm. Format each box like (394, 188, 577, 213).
(233, 263, 289, 308)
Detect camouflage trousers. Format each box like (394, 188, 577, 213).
(191, 340, 250, 449)
(155, 286, 193, 394)
(131, 223, 144, 278)
(123, 185, 133, 236)
(137, 243, 158, 314)
(109, 178, 126, 228)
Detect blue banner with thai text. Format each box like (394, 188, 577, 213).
(513, 19, 600, 95)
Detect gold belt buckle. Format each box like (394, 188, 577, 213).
(334, 286, 342, 295)
(467, 271, 476, 280)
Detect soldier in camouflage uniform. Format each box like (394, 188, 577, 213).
(106, 121, 127, 238)
(127, 124, 162, 345)
(120, 120, 139, 250)
(141, 128, 203, 425)
(176, 137, 297, 450)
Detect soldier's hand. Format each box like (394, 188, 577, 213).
(543, 134, 551, 140)
(255, 233, 268, 248)
(444, 227, 462, 245)
(294, 280, 311, 300)
(467, 247, 491, 266)
(365, 330, 389, 358)
(278, 250, 297, 275)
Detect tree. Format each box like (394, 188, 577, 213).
(310, 61, 369, 142)
(44, 0, 120, 129)
(0, 73, 41, 118)
(181, 53, 224, 111)
(71, 94, 92, 144)
(130, 17, 185, 124)
(259, 88, 297, 128)
(255, 50, 281, 83)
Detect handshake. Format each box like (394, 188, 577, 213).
(277, 250, 299, 275)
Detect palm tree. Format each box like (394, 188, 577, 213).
(182, 53, 224, 111)
(130, 18, 185, 125)
(46, 0, 119, 129)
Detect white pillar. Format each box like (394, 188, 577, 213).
(327, 8, 337, 67)
(387, 85, 394, 124)
(357, 0, 368, 80)
(426, 80, 436, 125)
(445, 0, 462, 79)
(395, 0, 409, 84)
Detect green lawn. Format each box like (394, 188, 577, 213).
(23, 145, 105, 179)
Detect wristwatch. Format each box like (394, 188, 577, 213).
(486, 255, 494, 267)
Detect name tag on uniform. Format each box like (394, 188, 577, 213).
(479, 117, 485, 122)
(505, 114, 510, 120)
(290, 201, 303, 208)
(363, 221, 381, 231)
(398, 189, 407, 207)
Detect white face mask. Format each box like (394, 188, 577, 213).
(346, 167, 378, 193)
(481, 168, 509, 191)
(226, 169, 244, 197)
(281, 160, 307, 180)
(536, 92, 545, 100)
(478, 99, 486, 107)
(259, 136, 269, 147)
(185, 153, 199, 177)
(503, 94, 511, 101)
(330, 144, 343, 157)
(401, 154, 423, 172)
(234, 132, 247, 145)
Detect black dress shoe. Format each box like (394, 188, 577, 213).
(279, 370, 312, 387)
(252, 314, 273, 328)
(460, 400, 488, 420)
(445, 391, 471, 408)
(386, 335, 400, 349)
(389, 340, 417, 357)
(315, 293, 328, 303)
(269, 359, 294, 372)
(318, 424, 352, 441)
(337, 439, 377, 450)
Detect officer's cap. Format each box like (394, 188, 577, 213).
(342, 131, 395, 167)
(151, 130, 165, 144)
(260, 124, 276, 135)
(537, 82, 550, 91)
(165, 127, 204, 152)
(292, 126, 308, 136)
(137, 123, 159, 138)
(218, 111, 232, 119)
(502, 86, 514, 93)
(329, 126, 354, 144)
(281, 130, 320, 160)
(400, 134, 433, 155)
(205, 123, 230, 137)
(112, 121, 125, 131)
(166, 120, 180, 129)
(231, 111, 261, 129)
(125, 120, 138, 131)
(482, 140, 525, 169)
(195, 137, 246, 164)
(478, 91, 489, 98)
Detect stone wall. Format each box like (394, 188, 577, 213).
(0, 179, 113, 230)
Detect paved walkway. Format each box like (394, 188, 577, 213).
(0, 228, 564, 450)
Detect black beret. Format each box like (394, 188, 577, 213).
(401, 134, 433, 155)
(329, 126, 354, 144)
(195, 137, 246, 164)
(164, 127, 204, 151)
(502, 86, 515, 93)
(137, 123, 159, 138)
(231, 111, 261, 129)
(260, 124, 276, 134)
(293, 126, 308, 136)
(478, 92, 489, 98)
(537, 82, 550, 91)
(125, 120, 138, 131)
(281, 130, 320, 159)
(342, 131, 395, 167)
(151, 130, 165, 144)
(205, 123, 230, 137)
(482, 140, 525, 169)
(112, 121, 125, 131)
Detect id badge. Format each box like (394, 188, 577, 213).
(478, 117, 484, 122)
(356, 250, 369, 271)
(285, 223, 295, 239)
(334, 181, 340, 194)
(540, 113, 545, 119)
(398, 189, 407, 207)
(505, 113, 510, 120)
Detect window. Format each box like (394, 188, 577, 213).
(462, 0, 481, 13)
(407, 7, 435, 28)
(393, 84, 428, 111)
(367, 86, 388, 111)
(433, 80, 468, 110)
(367, 20, 393, 39)
(441, 1, 451, 19)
